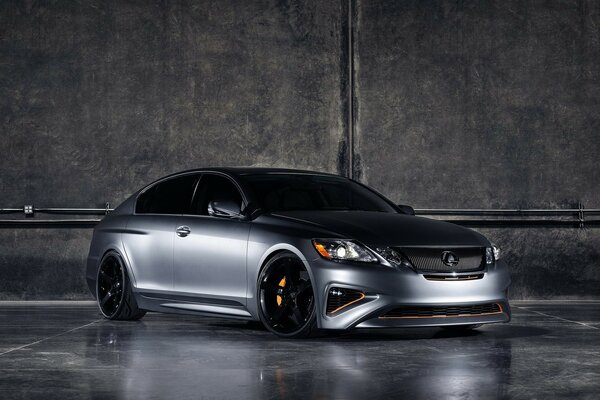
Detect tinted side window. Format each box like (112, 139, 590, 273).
(192, 174, 243, 215)
(136, 174, 199, 214)
(240, 174, 396, 212)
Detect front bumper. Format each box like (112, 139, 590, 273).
(308, 258, 511, 331)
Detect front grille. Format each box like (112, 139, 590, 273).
(397, 247, 485, 272)
(380, 303, 502, 319)
(326, 288, 365, 315)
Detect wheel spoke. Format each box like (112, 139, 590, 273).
(100, 291, 113, 306)
(271, 303, 288, 322)
(99, 269, 114, 285)
(296, 280, 312, 295)
(291, 305, 304, 325)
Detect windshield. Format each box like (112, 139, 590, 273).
(239, 174, 397, 213)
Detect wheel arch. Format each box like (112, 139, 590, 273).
(88, 243, 137, 300)
(255, 244, 314, 285)
(249, 243, 319, 325)
(100, 247, 137, 288)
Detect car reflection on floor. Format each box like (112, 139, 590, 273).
(2, 302, 597, 400)
(83, 316, 516, 399)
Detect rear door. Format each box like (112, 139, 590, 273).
(123, 173, 199, 292)
(173, 173, 250, 304)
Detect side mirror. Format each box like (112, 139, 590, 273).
(397, 204, 415, 216)
(208, 200, 243, 218)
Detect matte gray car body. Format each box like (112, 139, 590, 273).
(87, 168, 511, 333)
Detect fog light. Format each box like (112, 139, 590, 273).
(326, 287, 365, 315)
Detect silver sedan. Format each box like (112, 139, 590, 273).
(87, 168, 510, 338)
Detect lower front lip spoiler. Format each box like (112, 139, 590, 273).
(355, 311, 510, 328)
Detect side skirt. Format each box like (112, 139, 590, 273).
(135, 290, 255, 321)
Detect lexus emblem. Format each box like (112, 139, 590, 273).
(441, 251, 459, 267)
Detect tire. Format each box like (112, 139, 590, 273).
(257, 251, 318, 338)
(96, 251, 146, 321)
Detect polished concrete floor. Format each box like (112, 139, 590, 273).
(0, 301, 599, 399)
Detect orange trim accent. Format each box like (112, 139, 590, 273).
(328, 292, 366, 315)
(313, 242, 331, 259)
(276, 295, 282, 306)
(278, 277, 286, 287)
(379, 304, 504, 319)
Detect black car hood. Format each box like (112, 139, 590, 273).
(270, 210, 489, 247)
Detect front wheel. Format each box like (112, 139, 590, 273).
(96, 252, 146, 321)
(257, 252, 317, 338)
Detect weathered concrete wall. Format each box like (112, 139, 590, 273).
(1, 0, 599, 299)
(354, 0, 600, 299)
(479, 227, 600, 299)
(355, 0, 600, 207)
(1, 0, 347, 206)
(0, 229, 92, 299)
(0, 0, 347, 299)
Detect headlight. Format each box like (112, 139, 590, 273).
(486, 244, 500, 264)
(312, 239, 378, 263)
(375, 247, 413, 270)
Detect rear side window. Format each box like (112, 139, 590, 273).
(136, 174, 199, 214)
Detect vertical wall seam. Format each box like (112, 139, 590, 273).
(347, 0, 355, 179)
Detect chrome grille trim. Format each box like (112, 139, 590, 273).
(423, 273, 484, 281)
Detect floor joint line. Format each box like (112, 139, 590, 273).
(0, 320, 102, 357)
(514, 306, 599, 331)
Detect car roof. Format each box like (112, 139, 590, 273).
(167, 167, 342, 178)
(136, 167, 345, 194)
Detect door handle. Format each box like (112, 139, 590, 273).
(176, 226, 191, 237)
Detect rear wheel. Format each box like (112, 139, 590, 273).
(257, 252, 317, 338)
(96, 252, 145, 321)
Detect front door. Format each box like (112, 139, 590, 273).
(173, 174, 250, 304)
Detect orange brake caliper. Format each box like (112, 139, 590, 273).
(276, 277, 286, 306)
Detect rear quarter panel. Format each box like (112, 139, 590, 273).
(86, 196, 136, 298)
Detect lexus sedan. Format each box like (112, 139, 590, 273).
(87, 168, 510, 338)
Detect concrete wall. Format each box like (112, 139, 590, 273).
(0, 0, 348, 299)
(1, 0, 598, 299)
(354, 0, 600, 299)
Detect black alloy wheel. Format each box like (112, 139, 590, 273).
(97, 252, 145, 320)
(258, 252, 317, 338)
